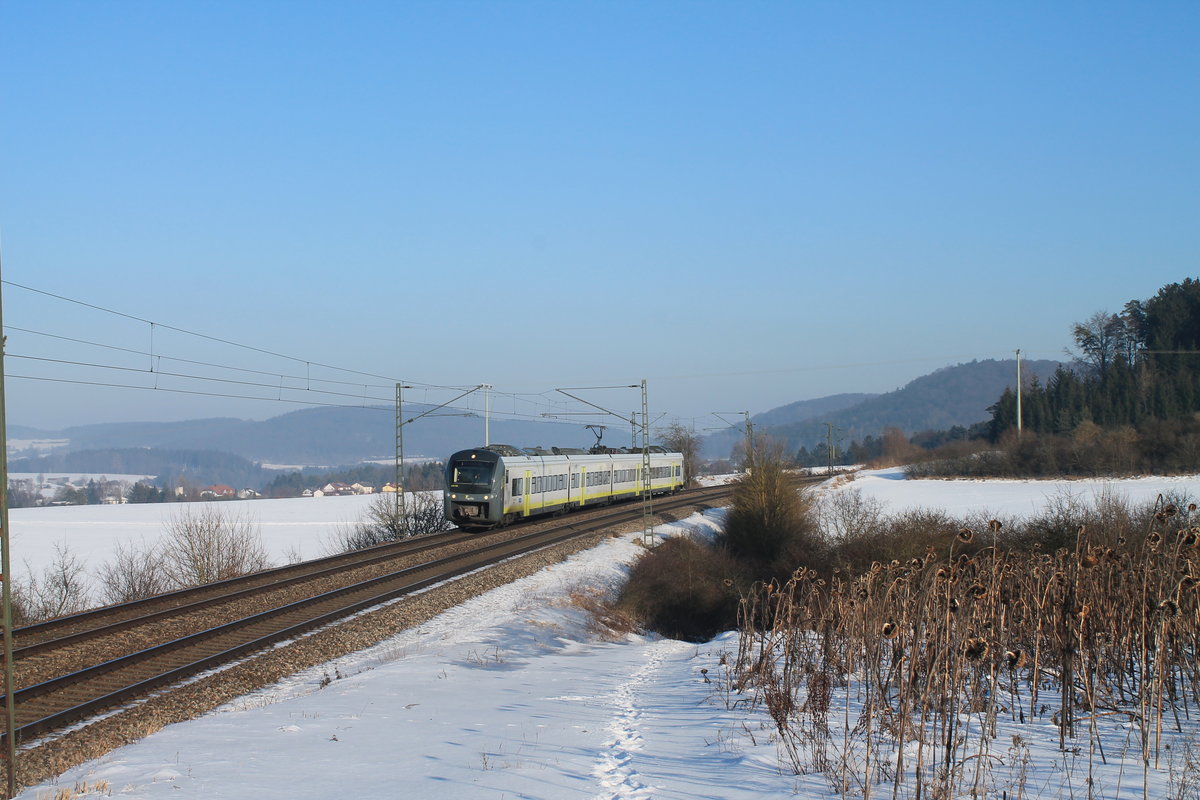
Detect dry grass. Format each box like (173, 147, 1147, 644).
(35, 780, 110, 799)
(566, 586, 642, 640)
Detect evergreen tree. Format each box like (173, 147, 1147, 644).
(127, 481, 166, 503)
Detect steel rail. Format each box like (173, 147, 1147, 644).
(13, 529, 481, 659)
(15, 527, 473, 645)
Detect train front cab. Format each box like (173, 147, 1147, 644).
(444, 448, 504, 528)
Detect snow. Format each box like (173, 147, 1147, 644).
(8, 494, 385, 588)
(820, 466, 1200, 518)
(14, 472, 1200, 799)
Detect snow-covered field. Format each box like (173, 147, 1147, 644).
(9, 494, 383, 588)
(820, 466, 1200, 517)
(15, 472, 1200, 799)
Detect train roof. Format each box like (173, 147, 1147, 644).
(475, 444, 673, 457)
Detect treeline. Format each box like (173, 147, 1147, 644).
(263, 462, 444, 498)
(11, 478, 174, 508)
(795, 426, 977, 468)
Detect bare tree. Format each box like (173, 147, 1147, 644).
(658, 421, 702, 487)
(95, 541, 172, 604)
(405, 491, 452, 536)
(159, 506, 271, 587)
(1071, 310, 1125, 376)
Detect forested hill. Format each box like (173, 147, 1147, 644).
(707, 359, 1061, 457)
(703, 393, 875, 457)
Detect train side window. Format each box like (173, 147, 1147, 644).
(512, 478, 523, 495)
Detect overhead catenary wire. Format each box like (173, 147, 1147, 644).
(2, 279, 586, 422)
(8, 372, 578, 424)
(6, 325, 401, 391)
(8, 354, 399, 405)
(2, 279, 404, 385)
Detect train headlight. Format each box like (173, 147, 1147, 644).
(483, 495, 490, 500)
(450, 494, 457, 499)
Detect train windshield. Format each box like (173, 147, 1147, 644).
(451, 460, 494, 488)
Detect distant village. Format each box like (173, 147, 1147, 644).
(200, 481, 398, 500)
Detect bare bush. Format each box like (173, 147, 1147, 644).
(816, 488, 886, 545)
(16, 544, 92, 622)
(334, 492, 451, 552)
(723, 440, 827, 579)
(159, 506, 271, 587)
(616, 536, 747, 641)
(830, 506, 962, 575)
(95, 541, 172, 604)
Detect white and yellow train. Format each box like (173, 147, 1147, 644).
(443, 444, 684, 529)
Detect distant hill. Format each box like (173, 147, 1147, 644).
(18, 406, 605, 467)
(705, 359, 1062, 458)
(9, 424, 57, 439)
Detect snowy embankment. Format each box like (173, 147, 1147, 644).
(17, 472, 1200, 799)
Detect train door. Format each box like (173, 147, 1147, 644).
(523, 469, 532, 517)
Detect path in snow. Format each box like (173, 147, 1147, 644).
(591, 639, 693, 800)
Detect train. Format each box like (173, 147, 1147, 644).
(443, 444, 685, 529)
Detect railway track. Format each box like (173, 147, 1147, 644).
(4, 484, 733, 748)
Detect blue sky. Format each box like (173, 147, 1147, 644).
(2, 1, 1197, 432)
